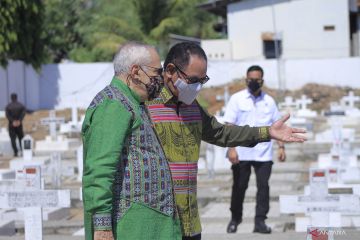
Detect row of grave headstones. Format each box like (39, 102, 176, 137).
(279, 94, 317, 118)
(133, 90, 359, 179)
(0, 165, 71, 239)
(0, 134, 84, 238)
(0, 135, 83, 184)
(0, 107, 83, 156)
(0, 107, 87, 238)
(279, 91, 360, 118)
(37, 109, 82, 153)
(280, 115, 360, 232)
(60, 106, 85, 134)
(0, 107, 86, 237)
(280, 168, 360, 232)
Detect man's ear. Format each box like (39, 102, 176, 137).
(165, 64, 176, 79)
(130, 65, 140, 78)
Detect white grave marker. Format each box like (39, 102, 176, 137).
(10, 135, 50, 171)
(71, 106, 78, 124)
(37, 111, 80, 152)
(0, 169, 15, 180)
(50, 153, 61, 188)
(295, 95, 317, 118)
(280, 168, 360, 232)
(60, 106, 84, 134)
(77, 145, 83, 182)
(341, 91, 360, 109)
(0, 128, 13, 156)
(204, 115, 231, 176)
(22, 135, 33, 162)
(0, 166, 70, 240)
(279, 96, 297, 111)
(297, 95, 312, 110)
(40, 111, 65, 140)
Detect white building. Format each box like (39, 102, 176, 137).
(200, 0, 360, 60)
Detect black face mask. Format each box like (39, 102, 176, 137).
(139, 67, 164, 100)
(143, 75, 164, 100)
(247, 80, 262, 93)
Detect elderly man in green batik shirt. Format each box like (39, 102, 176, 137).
(82, 42, 182, 240)
(145, 42, 306, 240)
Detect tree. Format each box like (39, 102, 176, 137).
(0, 0, 45, 69)
(42, 0, 84, 63)
(149, 0, 219, 40)
(132, 0, 170, 35)
(0, 0, 221, 65)
(70, 0, 145, 62)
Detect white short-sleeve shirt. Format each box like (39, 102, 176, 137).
(223, 89, 280, 162)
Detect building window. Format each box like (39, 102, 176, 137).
(323, 25, 335, 31)
(263, 40, 282, 59)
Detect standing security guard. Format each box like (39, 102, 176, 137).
(5, 93, 26, 157)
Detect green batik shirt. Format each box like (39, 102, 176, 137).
(146, 87, 270, 237)
(82, 78, 181, 240)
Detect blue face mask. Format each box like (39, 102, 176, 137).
(174, 79, 202, 105)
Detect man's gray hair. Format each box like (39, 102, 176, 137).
(113, 42, 154, 75)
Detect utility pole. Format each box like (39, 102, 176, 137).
(270, 0, 284, 94)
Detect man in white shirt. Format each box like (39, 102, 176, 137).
(223, 65, 285, 234)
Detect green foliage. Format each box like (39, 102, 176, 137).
(1, 0, 220, 65)
(70, 0, 145, 62)
(0, 0, 45, 69)
(133, 0, 170, 34)
(150, 0, 220, 40)
(42, 0, 84, 63)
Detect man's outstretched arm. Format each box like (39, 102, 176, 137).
(199, 105, 306, 147)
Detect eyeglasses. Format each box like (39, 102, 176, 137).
(142, 65, 163, 76)
(246, 78, 263, 83)
(173, 64, 210, 85)
(140, 66, 164, 82)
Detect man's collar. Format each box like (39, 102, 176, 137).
(159, 86, 175, 103)
(246, 88, 264, 99)
(111, 76, 141, 103)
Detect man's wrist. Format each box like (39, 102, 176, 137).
(93, 213, 112, 231)
(278, 145, 285, 149)
(258, 126, 271, 142)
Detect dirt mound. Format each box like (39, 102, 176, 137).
(198, 80, 360, 115)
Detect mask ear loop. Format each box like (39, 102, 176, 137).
(126, 75, 131, 86)
(128, 68, 145, 87)
(165, 65, 180, 97)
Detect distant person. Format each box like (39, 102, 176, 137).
(224, 65, 286, 234)
(5, 93, 26, 157)
(82, 42, 181, 240)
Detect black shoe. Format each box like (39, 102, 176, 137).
(14, 153, 18, 157)
(253, 221, 271, 234)
(227, 219, 241, 233)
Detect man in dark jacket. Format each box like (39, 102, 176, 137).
(5, 93, 26, 157)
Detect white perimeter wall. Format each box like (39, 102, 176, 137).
(1, 57, 360, 110)
(0, 61, 113, 110)
(207, 57, 360, 89)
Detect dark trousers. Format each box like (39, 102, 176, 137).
(9, 125, 24, 156)
(182, 234, 201, 240)
(230, 161, 272, 223)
